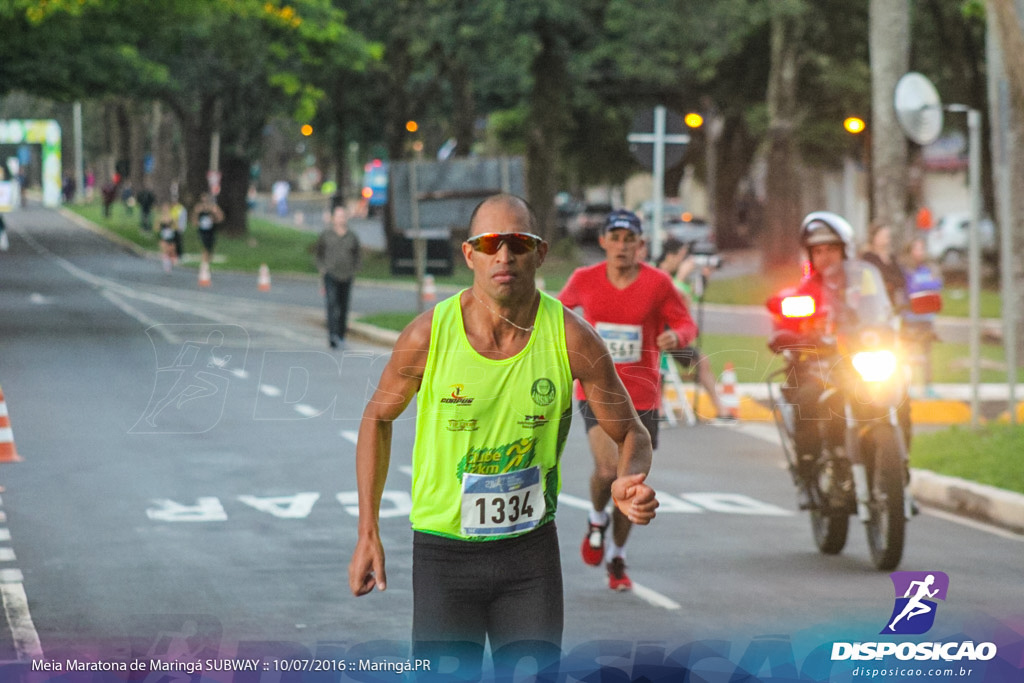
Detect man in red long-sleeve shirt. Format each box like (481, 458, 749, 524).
(559, 209, 697, 591)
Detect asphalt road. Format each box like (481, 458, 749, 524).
(0, 205, 1021, 681)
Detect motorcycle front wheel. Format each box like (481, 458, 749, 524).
(810, 456, 850, 555)
(865, 424, 906, 570)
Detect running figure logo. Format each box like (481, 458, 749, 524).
(881, 571, 949, 635)
(131, 325, 248, 434)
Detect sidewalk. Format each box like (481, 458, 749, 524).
(701, 382, 1024, 425)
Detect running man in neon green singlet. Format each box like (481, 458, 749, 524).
(348, 194, 658, 678)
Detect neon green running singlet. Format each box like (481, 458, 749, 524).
(409, 290, 573, 541)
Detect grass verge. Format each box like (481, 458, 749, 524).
(911, 424, 1024, 495)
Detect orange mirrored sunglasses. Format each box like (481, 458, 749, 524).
(465, 232, 543, 255)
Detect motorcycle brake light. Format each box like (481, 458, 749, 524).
(781, 295, 816, 318)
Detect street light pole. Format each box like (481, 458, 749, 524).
(73, 101, 84, 204)
(627, 105, 690, 258)
(946, 104, 983, 427)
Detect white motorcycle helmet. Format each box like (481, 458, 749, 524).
(799, 211, 856, 261)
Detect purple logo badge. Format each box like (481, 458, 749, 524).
(881, 571, 949, 635)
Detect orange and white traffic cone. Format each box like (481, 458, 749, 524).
(198, 261, 212, 287)
(258, 263, 271, 292)
(421, 273, 437, 306)
(719, 361, 740, 420)
(0, 385, 23, 463)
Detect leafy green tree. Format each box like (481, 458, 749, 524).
(2, 0, 373, 235)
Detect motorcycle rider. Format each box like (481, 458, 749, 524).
(769, 211, 910, 509)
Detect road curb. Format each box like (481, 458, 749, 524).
(910, 469, 1024, 534)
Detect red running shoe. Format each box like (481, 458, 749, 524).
(607, 557, 632, 591)
(580, 521, 607, 566)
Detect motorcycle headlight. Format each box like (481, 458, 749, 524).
(851, 350, 898, 382)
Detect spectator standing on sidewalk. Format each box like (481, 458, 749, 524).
(862, 221, 907, 310)
(101, 178, 118, 217)
(315, 202, 361, 348)
(121, 180, 135, 217)
(137, 184, 157, 233)
(903, 236, 943, 398)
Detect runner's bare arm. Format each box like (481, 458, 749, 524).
(348, 312, 433, 596)
(562, 309, 658, 525)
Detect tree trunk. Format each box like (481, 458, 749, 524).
(218, 152, 250, 238)
(762, 5, 805, 270)
(986, 0, 1024, 362)
(127, 102, 147, 194)
(151, 102, 179, 204)
(450, 62, 475, 158)
(869, 0, 910, 238)
(329, 75, 350, 201)
(526, 28, 569, 242)
(714, 115, 759, 249)
(177, 96, 217, 211)
(383, 32, 414, 256)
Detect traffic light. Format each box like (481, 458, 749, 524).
(843, 117, 866, 134)
(301, 124, 314, 136)
(684, 112, 704, 129)
(405, 120, 419, 133)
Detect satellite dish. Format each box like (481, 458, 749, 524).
(894, 72, 944, 146)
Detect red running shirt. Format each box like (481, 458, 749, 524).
(559, 262, 697, 410)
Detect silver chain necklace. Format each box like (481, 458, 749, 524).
(470, 289, 536, 333)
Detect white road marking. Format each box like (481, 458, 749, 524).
(555, 493, 592, 511)
(101, 291, 180, 343)
(340, 430, 359, 444)
(0, 582, 43, 660)
(630, 582, 682, 610)
(0, 569, 23, 583)
(0, 548, 15, 562)
(146, 498, 228, 522)
(238, 493, 320, 519)
(258, 385, 282, 397)
(293, 404, 323, 418)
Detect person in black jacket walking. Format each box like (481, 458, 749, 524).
(316, 202, 361, 348)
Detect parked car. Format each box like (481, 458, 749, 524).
(636, 200, 715, 245)
(554, 193, 585, 236)
(926, 212, 998, 270)
(567, 202, 614, 242)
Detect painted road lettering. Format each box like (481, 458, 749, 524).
(147, 492, 790, 521)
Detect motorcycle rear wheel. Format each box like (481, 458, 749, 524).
(810, 456, 850, 555)
(865, 425, 906, 570)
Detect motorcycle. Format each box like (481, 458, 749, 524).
(764, 260, 941, 570)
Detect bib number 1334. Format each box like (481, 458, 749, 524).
(461, 466, 544, 536)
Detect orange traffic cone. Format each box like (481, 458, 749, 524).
(0, 385, 23, 463)
(421, 274, 437, 305)
(719, 361, 740, 420)
(258, 263, 271, 292)
(198, 261, 212, 287)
